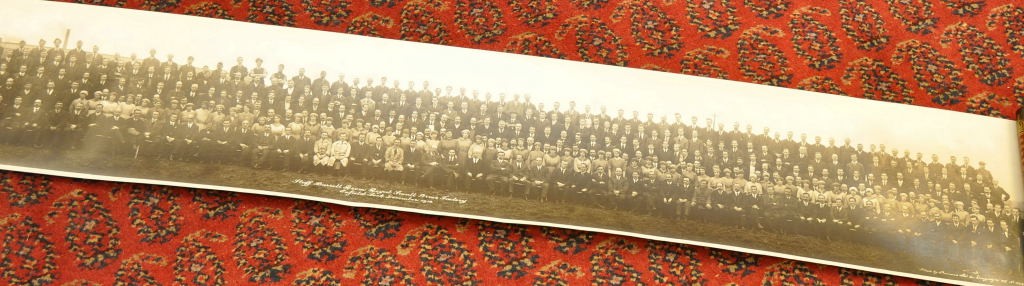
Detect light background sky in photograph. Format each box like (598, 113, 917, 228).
(1, 0, 1021, 201)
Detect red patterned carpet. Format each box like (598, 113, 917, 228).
(2, 0, 1021, 284)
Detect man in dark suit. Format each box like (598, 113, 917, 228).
(21, 99, 47, 147)
(401, 140, 423, 185)
(291, 68, 311, 92)
(121, 109, 151, 155)
(487, 152, 512, 196)
(87, 107, 122, 155)
(0, 97, 26, 144)
(273, 128, 298, 171)
(62, 101, 91, 150)
(229, 57, 248, 79)
(182, 83, 208, 106)
(509, 154, 531, 199)
(528, 157, 551, 202)
(625, 171, 645, 213)
(438, 149, 462, 190)
(997, 220, 1022, 274)
(964, 215, 985, 266)
(609, 167, 630, 210)
(418, 148, 442, 188)
(109, 78, 127, 97)
(207, 119, 235, 163)
(636, 174, 658, 215)
(919, 211, 947, 259)
(252, 128, 275, 169)
(0, 79, 16, 107)
(348, 134, 369, 177)
(311, 71, 329, 95)
(945, 213, 967, 269)
(463, 149, 488, 192)
(157, 65, 178, 90)
(656, 176, 678, 218)
(16, 78, 39, 102)
(725, 182, 751, 228)
(295, 130, 316, 173)
(38, 80, 59, 108)
(174, 115, 201, 161)
(43, 101, 68, 149)
(130, 108, 159, 156)
(195, 118, 217, 162)
(549, 160, 577, 204)
(494, 120, 511, 139)
(365, 137, 386, 179)
(60, 81, 82, 109)
(584, 165, 609, 207)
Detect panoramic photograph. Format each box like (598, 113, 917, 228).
(0, 1, 1021, 285)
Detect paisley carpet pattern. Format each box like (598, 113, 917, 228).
(5, 0, 1022, 284)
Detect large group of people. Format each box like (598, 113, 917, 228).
(0, 38, 1020, 275)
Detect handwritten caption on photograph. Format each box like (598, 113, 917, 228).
(292, 179, 468, 205)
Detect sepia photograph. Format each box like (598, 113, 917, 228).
(0, 1, 1022, 285)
